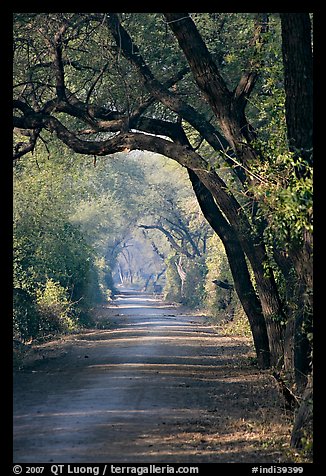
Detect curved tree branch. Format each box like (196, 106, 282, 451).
(163, 13, 232, 117)
(163, 12, 260, 167)
(139, 224, 195, 259)
(105, 13, 238, 173)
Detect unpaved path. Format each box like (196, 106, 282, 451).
(13, 291, 292, 463)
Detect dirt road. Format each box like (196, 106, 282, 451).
(13, 291, 291, 463)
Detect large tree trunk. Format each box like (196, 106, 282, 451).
(166, 13, 285, 367)
(280, 13, 313, 173)
(244, 241, 285, 368)
(280, 13, 313, 390)
(188, 169, 270, 369)
(279, 13, 313, 452)
(193, 166, 285, 367)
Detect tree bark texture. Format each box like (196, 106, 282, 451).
(280, 13, 313, 389)
(280, 13, 313, 170)
(164, 13, 257, 165)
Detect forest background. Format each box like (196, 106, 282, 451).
(12, 12, 314, 453)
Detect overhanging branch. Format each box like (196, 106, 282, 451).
(105, 13, 232, 159)
(139, 224, 195, 259)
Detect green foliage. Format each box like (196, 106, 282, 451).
(245, 15, 313, 247)
(35, 279, 77, 333)
(204, 234, 232, 317)
(250, 149, 313, 245)
(93, 257, 115, 301)
(13, 152, 104, 340)
(163, 253, 208, 308)
(13, 288, 40, 342)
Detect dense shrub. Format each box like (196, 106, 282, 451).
(13, 156, 106, 341)
(35, 279, 78, 334)
(13, 288, 40, 342)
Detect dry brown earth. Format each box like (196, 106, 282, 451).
(13, 291, 299, 463)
